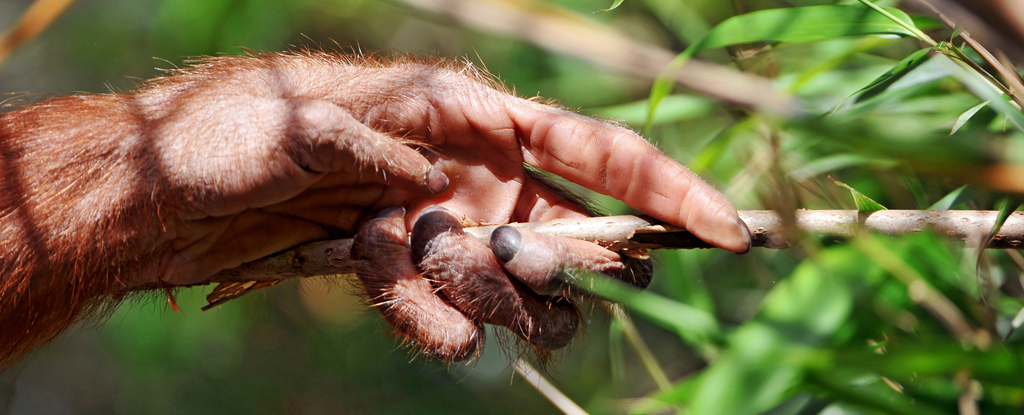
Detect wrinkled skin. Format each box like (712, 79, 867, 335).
(154, 53, 750, 283)
(0, 51, 750, 366)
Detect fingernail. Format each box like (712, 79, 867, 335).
(490, 226, 522, 262)
(375, 206, 406, 219)
(411, 207, 462, 262)
(426, 168, 449, 194)
(731, 217, 752, 254)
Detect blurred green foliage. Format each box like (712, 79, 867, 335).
(2, 0, 1024, 414)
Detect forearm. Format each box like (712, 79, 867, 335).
(0, 95, 174, 366)
(0, 51, 749, 367)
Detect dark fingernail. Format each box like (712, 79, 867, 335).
(490, 226, 522, 263)
(375, 206, 406, 219)
(426, 168, 449, 194)
(411, 207, 462, 262)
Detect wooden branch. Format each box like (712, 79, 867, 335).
(208, 210, 1024, 284)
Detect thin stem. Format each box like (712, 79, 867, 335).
(613, 306, 673, 392)
(856, 0, 937, 46)
(941, 44, 1019, 105)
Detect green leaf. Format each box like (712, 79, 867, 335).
(809, 371, 948, 415)
(569, 272, 722, 355)
(640, 0, 711, 44)
(911, 14, 943, 31)
(950, 101, 989, 135)
(935, 54, 1024, 132)
(927, 185, 968, 210)
(614, 309, 673, 391)
(759, 253, 855, 343)
(790, 153, 898, 181)
(1007, 306, 1024, 341)
(644, 5, 918, 133)
(951, 26, 964, 40)
(688, 324, 804, 415)
(643, 64, 684, 135)
(834, 343, 1024, 385)
(855, 0, 934, 44)
(1003, 307, 1024, 340)
(690, 5, 915, 51)
(851, 47, 931, 103)
(631, 375, 702, 413)
(590, 94, 715, 126)
(594, 0, 625, 14)
(987, 198, 1019, 244)
(831, 177, 888, 211)
(975, 198, 1022, 293)
(609, 313, 626, 383)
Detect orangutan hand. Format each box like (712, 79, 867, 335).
(0, 51, 750, 364)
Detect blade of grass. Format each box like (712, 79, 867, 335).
(609, 314, 626, 384)
(514, 359, 590, 415)
(951, 101, 989, 135)
(612, 307, 673, 392)
(852, 47, 932, 103)
(590, 94, 715, 126)
(983, 198, 1019, 247)
(976, 198, 1021, 305)
(831, 177, 888, 211)
(593, 0, 624, 14)
(855, 0, 937, 45)
(643, 5, 918, 133)
(935, 52, 1024, 132)
(1007, 307, 1024, 340)
(568, 272, 722, 359)
(854, 235, 974, 344)
(809, 371, 947, 415)
(630, 372, 703, 413)
(927, 185, 969, 210)
(790, 154, 898, 181)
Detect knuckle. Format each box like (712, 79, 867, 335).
(353, 207, 481, 361)
(413, 212, 579, 351)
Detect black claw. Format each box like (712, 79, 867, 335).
(411, 207, 463, 262)
(490, 226, 522, 263)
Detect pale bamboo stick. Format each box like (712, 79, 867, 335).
(208, 210, 1024, 284)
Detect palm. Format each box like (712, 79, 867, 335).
(158, 54, 748, 286)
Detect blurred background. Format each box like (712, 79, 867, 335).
(2, 0, 1023, 414)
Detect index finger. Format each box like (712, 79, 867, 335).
(507, 99, 751, 253)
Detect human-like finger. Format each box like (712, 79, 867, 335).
(411, 207, 579, 350)
(504, 100, 751, 253)
(352, 207, 481, 361)
(284, 99, 448, 194)
(490, 227, 625, 296)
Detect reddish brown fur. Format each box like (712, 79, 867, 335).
(413, 208, 581, 350)
(0, 50, 652, 368)
(0, 95, 172, 367)
(0, 51, 482, 367)
(352, 208, 482, 361)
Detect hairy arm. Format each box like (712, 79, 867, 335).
(0, 52, 750, 366)
(0, 95, 171, 365)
